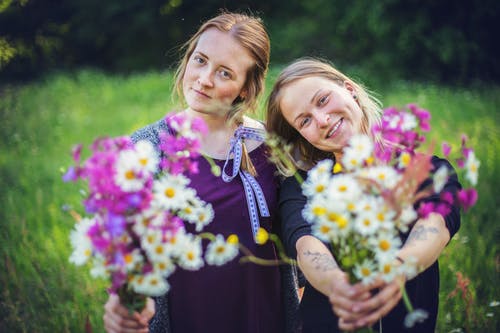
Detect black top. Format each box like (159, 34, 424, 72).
(279, 156, 462, 333)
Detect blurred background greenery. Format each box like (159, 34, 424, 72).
(1, 0, 499, 332)
(1, 0, 499, 85)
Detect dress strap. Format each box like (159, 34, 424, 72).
(222, 126, 270, 241)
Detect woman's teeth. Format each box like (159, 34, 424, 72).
(327, 119, 343, 138)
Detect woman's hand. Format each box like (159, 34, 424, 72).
(334, 274, 406, 331)
(327, 271, 374, 325)
(103, 294, 155, 333)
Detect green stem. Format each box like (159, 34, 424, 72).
(269, 234, 297, 265)
(401, 286, 414, 312)
(197, 232, 216, 241)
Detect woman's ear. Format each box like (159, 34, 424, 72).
(344, 81, 356, 95)
(239, 89, 247, 100)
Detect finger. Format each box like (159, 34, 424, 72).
(355, 286, 403, 327)
(136, 297, 155, 325)
(338, 317, 364, 331)
(352, 281, 401, 314)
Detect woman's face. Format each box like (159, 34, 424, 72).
(280, 76, 364, 154)
(183, 28, 254, 118)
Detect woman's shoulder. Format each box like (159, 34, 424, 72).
(130, 118, 169, 145)
(242, 116, 266, 131)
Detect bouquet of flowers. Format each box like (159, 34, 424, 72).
(301, 104, 479, 327)
(63, 113, 239, 311)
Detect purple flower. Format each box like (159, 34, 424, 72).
(457, 188, 478, 212)
(62, 166, 77, 182)
(442, 142, 451, 158)
(106, 213, 126, 238)
(418, 202, 435, 218)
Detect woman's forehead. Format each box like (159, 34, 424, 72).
(194, 28, 254, 73)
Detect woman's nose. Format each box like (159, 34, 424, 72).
(315, 111, 330, 128)
(197, 69, 214, 87)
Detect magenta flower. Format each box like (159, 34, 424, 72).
(457, 188, 478, 212)
(442, 142, 451, 158)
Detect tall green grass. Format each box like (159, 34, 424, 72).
(1, 69, 498, 332)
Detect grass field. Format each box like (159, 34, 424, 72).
(1, 69, 499, 332)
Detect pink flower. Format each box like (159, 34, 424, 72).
(418, 202, 435, 218)
(442, 142, 451, 158)
(457, 188, 478, 212)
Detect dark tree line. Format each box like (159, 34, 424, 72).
(1, 0, 499, 84)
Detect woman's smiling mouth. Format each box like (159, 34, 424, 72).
(326, 118, 343, 138)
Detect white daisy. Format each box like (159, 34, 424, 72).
(134, 140, 159, 174)
(123, 249, 144, 272)
(341, 148, 364, 171)
(205, 234, 239, 266)
(302, 171, 332, 197)
(152, 173, 192, 211)
(401, 112, 418, 131)
(433, 165, 449, 193)
(192, 204, 214, 232)
(114, 150, 147, 192)
(363, 165, 401, 189)
(311, 219, 335, 242)
(354, 211, 380, 236)
(131, 272, 170, 296)
(378, 257, 399, 282)
(465, 151, 480, 186)
(398, 205, 418, 232)
(89, 255, 109, 278)
(69, 217, 95, 266)
(324, 211, 351, 235)
(404, 309, 429, 328)
(372, 232, 401, 261)
(177, 236, 204, 271)
(152, 257, 176, 278)
(326, 174, 361, 202)
(346, 134, 374, 161)
(398, 151, 412, 169)
(354, 259, 377, 284)
(373, 206, 397, 230)
(302, 196, 329, 223)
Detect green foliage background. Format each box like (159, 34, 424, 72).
(1, 69, 499, 332)
(1, 0, 499, 84)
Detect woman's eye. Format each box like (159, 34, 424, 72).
(194, 56, 205, 64)
(218, 70, 232, 79)
(300, 117, 311, 128)
(318, 94, 329, 106)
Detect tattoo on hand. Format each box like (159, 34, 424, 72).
(406, 225, 439, 245)
(302, 250, 338, 272)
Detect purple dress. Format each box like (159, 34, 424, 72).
(132, 119, 286, 333)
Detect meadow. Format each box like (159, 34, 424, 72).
(1, 69, 499, 332)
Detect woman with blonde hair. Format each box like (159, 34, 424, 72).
(267, 57, 461, 332)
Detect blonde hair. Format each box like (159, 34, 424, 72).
(266, 57, 382, 175)
(173, 11, 270, 176)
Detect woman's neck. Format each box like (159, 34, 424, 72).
(183, 108, 239, 159)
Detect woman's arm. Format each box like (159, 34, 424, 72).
(398, 212, 450, 271)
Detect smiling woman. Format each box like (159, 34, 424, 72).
(267, 58, 462, 333)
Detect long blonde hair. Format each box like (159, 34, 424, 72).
(266, 57, 382, 175)
(173, 11, 271, 176)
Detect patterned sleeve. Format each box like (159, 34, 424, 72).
(130, 118, 170, 150)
